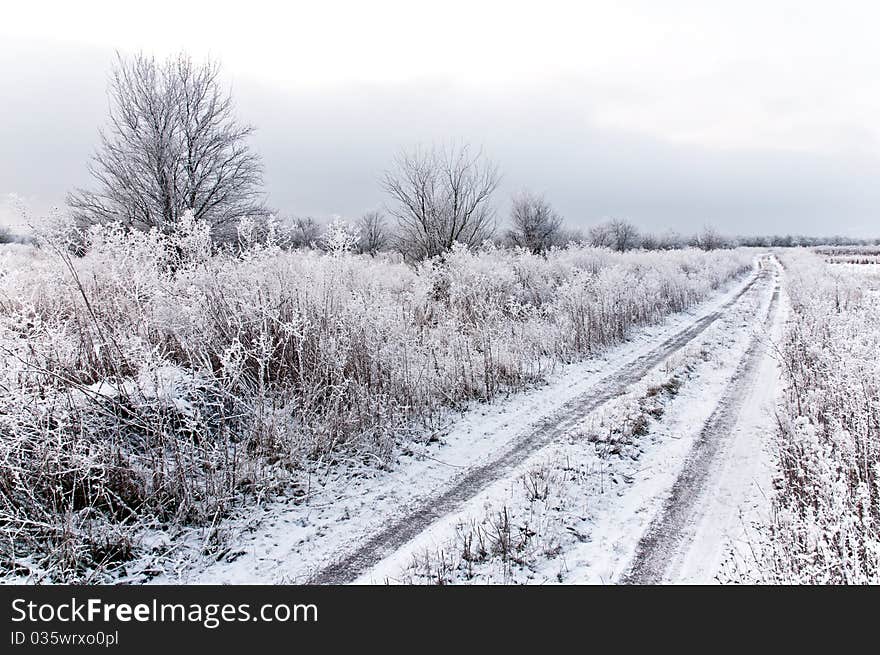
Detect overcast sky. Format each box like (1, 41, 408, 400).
(2, 0, 880, 236)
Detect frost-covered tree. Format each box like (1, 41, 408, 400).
(589, 218, 640, 251)
(505, 191, 563, 254)
(608, 218, 640, 251)
(68, 52, 266, 242)
(588, 222, 612, 248)
(382, 143, 499, 259)
(320, 217, 360, 255)
(690, 225, 728, 251)
(281, 216, 323, 249)
(357, 210, 389, 255)
(639, 232, 659, 250)
(657, 229, 686, 250)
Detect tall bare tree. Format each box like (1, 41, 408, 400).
(382, 143, 500, 259)
(357, 210, 389, 255)
(505, 191, 564, 254)
(68, 52, 266, 241)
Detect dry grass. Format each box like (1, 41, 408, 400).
(0, 216, 752, 581)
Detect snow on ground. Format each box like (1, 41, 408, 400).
(355, 257, 782, 584)
(148, 262, 765, 584)
(670, 277, 788, 583)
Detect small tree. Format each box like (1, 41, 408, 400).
(505, 191, 563, 254)
(658, 230, 686, 250)
(321, 217, 360, 255)
(588, 218, 640, 251)
(639, 232, 659, 250)
(691, 225, 727, 251)
(608, 218, 640, 251)
(382, 143, 500, 259)
(588, 222, 613, 248)
(357, 210, 389, 255)
(68, 52, 266, 242)
(771, 234, 794, 247)
(283, 216, 323, 249)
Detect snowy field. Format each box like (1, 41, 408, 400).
(755, 252, 880, 583)
(1, 227, 876, 584)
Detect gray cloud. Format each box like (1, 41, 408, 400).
(2, 40, 879, 238)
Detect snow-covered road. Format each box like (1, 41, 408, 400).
(351, 255, 783, 585)
(161, 256, 783, 585)
(622, 259, 784, 583)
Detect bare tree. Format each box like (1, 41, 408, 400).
(771, 234, 794, 247)
(357, 210, 389, 255)
(68, 52, 266, 241)
(658, 229, 686, 250)
(639, 232, 659, 250)
(505, 191, 564, 254)
(690, 225, 728, 250)
(589, 218, 640, 251)
(608, 218, 640, 251)
(588, 222, 613, 248)
(382, 143, 500, 259)
(282, 216, 323, 249)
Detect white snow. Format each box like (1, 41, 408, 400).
(156, 262, 771, 584)
(355, 258, 783, 584)
(669, 280, 788, 583)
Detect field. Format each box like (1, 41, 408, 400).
(814, 246, 880, 265)
(0, 221, 876, 584)
(757, 252, 880, 583)
(0, 220, 750, 581)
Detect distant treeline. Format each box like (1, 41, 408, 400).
(736, 234, 880, 248)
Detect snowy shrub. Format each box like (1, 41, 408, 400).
(0, 224, 752, 580)
(761, 251, 880, 583)
(320, 217, 360, 255)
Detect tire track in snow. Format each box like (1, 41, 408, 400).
(620, 263, 780, 585)
(310, 268, 770, 584)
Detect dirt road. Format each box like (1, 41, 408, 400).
(621, 260, 782, 584)
(310, 263, 776, 584)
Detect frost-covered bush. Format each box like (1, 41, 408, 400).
(0, 221, 752, 580)
(761, 252, 880, 583)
